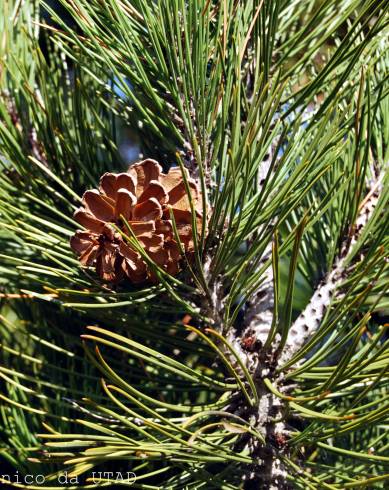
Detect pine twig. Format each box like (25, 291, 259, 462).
(279, 170, 386, 366)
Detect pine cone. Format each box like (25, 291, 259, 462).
(70, 159, 203, 283)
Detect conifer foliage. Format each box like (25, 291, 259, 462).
(0, 1, 388, 488)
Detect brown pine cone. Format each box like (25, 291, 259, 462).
(70, 159, 203, 283)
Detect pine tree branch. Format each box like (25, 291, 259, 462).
(244, 245, 274, 347)
(279, 169, 386, 367)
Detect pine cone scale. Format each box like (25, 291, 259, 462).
(83, 189, 115, 221)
